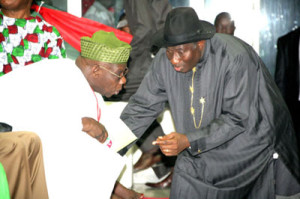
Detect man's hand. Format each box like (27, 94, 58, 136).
(152, 132, 190, 156)
(81, 117, 108, 143)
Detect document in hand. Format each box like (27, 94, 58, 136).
(96, 94, 137, 153)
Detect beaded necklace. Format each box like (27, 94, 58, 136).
(189, 67, 206, 129)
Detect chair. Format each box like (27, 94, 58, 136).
(0, 162, 10, 199)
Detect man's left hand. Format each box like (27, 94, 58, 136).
(152, 132, 190, 156)
(81, 117, 108, 143)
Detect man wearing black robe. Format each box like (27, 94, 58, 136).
(121, 7, 300, 198)
(275, 27, 300, 154)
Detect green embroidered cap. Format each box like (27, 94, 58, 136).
(81, 30, 131, 64)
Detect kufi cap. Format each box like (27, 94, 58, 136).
(81, 30, 132, 64)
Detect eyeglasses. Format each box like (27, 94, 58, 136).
(98, 65, 129, 79)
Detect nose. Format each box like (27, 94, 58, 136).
(169, 52, 181, 66)
(120, 76, 127, 85)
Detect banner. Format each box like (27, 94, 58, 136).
(31, 4, 133, 52)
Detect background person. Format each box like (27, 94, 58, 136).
(274, 27, 300, 156)
(214, 12, 235, 35)
(0, 0, 66, 76)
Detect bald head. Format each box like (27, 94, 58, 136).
(214, 12, 235, 35)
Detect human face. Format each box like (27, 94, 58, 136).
(94, 63, 127, 98)
(216, 19, 235, 35)
(0, 0, 32, 18)
(166, 41, 205, 73)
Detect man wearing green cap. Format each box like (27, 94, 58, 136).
(121, 7, 300, 199)
(0, 30, 143, 199)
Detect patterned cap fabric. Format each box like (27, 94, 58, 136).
(81, 31, 131, 64)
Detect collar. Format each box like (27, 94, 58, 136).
(196, 39, 210, 69)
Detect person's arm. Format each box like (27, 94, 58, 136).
(81, 117, 108, 143)
(121, 54, 168, 140)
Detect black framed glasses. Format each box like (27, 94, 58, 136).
(98, 65, 128, 79)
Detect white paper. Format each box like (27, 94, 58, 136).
(96, 94, 137, 152)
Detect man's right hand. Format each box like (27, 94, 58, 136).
(152, 132, 190, 156)
(81, 117, 108, 143)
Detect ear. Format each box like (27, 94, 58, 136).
(231, 21, 236, 30)
(197, 40, 206, 49)
(91, 65, 101, 78)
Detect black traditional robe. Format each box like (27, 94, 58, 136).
(121, 33, 300, 198)
(275, 28, 300, 153)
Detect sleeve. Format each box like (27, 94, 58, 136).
(186, 54, 254, 155)
(120, 56, 168, 140)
